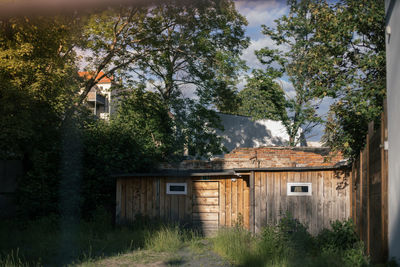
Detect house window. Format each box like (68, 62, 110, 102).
(166, 183, 187, 195)
(287, 182, 312, 196)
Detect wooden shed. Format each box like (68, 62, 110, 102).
(115, 147, 351, 235)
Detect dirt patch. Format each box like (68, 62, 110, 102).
(76, 240, 231, 267)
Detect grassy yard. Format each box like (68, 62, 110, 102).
(0, 211, 390, 267)
(0, 208, 227, 266)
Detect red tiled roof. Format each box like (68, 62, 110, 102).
(78, 71, 113, 84)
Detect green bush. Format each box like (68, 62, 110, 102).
(317, 219, 359, 250)
(212, 214, 370, 267)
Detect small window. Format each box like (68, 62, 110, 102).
(287, 182, 312, 196)
(166, 183, 187, 195)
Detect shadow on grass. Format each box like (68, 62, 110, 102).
(165, 257, 186, 266)
(0, 211, 185, 266)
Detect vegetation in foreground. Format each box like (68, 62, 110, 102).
(212, 214, 370, 267)
(0, 210, 377, 267)
(0, 209, 201, 266)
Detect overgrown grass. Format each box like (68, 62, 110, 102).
(0, 208, 197, 266)
(212, 213, 371, 267)
(145, 225, 183, 252)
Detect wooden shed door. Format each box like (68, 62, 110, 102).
(192, 181, 219, 234)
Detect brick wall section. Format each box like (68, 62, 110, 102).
(160, 147, 345, 170)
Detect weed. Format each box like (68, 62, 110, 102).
(145, 225, 184, 252)
(212, 226, 255, 265)
(212, 214, 371, 267)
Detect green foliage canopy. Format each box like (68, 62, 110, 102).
(261, 0, 385, 157)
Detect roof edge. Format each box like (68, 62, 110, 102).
(112, 164, 351, 178)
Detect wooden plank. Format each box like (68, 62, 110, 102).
(192, 189, 219, 198)
(121, 180, 126, 220)
(280, 172, 287, 218)
(304, 173, 313, 233)
(133, 178, 141, 219)
(311, 171, 318, 235)
(140, 178, 146, 215)
(232, 178, 238, 224)
(159, 178, 165, 220)
(192, 181, 219, 190)
(171, 193, 179, 222)
(317, 172, 324, 233)
(255, 172, 261, 233)
(193, 212, 219, 221)
(126, 179, 133, 221)
(359, 150, 364, 238)
(250, 171, 255, 233)
(323, 171, 331, 229)
(147, 178, 153, 217)
(154, 178, 160, 218)
(193, 197, 219, 205)
(261, 172, 267, 225)
(238, 178, 243, 225)
(226, 179, 232, 227)
(274, 172, 281, 223)
(116, 179, 121, 223)
(193, 205, 219, 213)
(244, 176, 250, 230)
(185, 178, 192, 222)
(219, 179, 226, 227)
(164, 180, 170, 221)
(178, 195, 185, 221)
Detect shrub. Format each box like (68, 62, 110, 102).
(317, 219, 359, 250)
(212, 214, 370, 267)
(277, 212, 314, 254)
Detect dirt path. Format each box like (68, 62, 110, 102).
(79, 240, 231, 267)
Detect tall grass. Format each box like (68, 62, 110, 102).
(0, 208, 187, 266)
(212, 214, 370, 267)
(212, 226, 255, 264)
(145, 225, 183, 252)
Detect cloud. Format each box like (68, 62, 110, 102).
(241, 37, 278, 69)
(275, 78, 296, 98)
(236, 1, 289, 71)
(235, 1, 288, 28)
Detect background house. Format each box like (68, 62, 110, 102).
(78, 71, 115, 120)
(216, 113, 318, 155)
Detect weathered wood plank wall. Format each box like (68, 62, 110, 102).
(351, 110, 388, 263)
(253, 170, 350, 235)
(117, 170, 349, 236)
(116, 176, 250, 231)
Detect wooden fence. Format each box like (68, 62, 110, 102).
(351, 109, 388, 262)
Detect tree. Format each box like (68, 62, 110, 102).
(238, 0, 322, 146)
(0, 16, 86, 217)
(0, 16, 81, 159)
(262, 0, 385, 157)
(111, 0, 248, 158)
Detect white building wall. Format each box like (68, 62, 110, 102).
(216, 113, 290, 153)
(386, 0, 400, 262)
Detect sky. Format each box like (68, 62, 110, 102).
(235, 0, 329, 142)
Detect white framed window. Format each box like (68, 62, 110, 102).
(287, 182, 312, 196)
(166, 183, 187, 195)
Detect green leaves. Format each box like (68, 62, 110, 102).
(242, 0, 385, 155)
